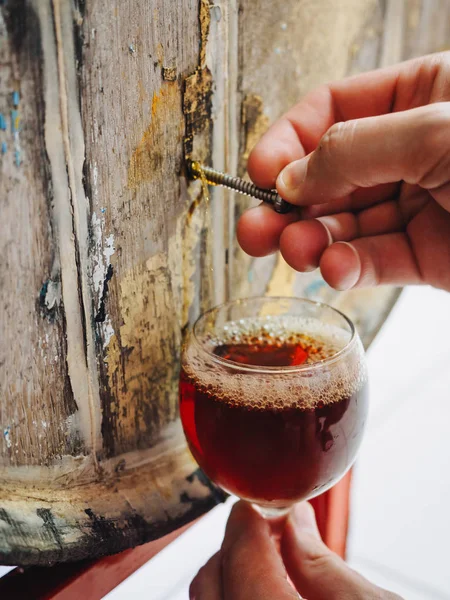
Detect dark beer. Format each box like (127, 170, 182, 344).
(180, 324, 368, 508)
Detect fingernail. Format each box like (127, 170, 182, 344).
(335, 242, 361, 290)
(318, 220, 333, 247)
(290, 502, 320, 537)
(278, 159, 308, 195)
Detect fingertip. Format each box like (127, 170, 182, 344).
(282, 503, 321, 556)
(247, 145, 278, 188)
(276, 158, 309, 204)
(280, 502, 329, 587)
(230, 500, 267, 532)
(237, 205, 299, 257)
(289, 502, 320, 536)
(247, 122, 305, 188)
(320, 242, 361, 290)
(229, 499, 258, 520)
(226, 500, 263, 533)
(279, 219, 330, 272)
(222, 501, 299, 599)
(222, 501, 266, 553)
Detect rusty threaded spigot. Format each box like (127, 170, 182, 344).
(189, 161, 293, 214)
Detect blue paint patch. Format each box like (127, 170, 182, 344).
(101, 207, 106, 213)
(305, 279, 326, 298)
(1, 142, 7, 155)
(12, 91, 20, 107)
(0, 114, 6, 131)
(15, 149, 21, 167)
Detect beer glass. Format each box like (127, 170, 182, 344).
(179, 297, 368, 518)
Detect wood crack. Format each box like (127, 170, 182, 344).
(52, 0, 102, 464)
(33, 0, 102, 466)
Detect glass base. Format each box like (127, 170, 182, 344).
(252, 503, 291, 520)
(251, 503, 292, 546)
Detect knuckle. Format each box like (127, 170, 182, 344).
(317, 121, 358, 182)
(319, 121, 346, 158)
(220, 540, 242, 574)
(300, 536, 342, 574)
(415, 103, 450, 187)
(306, 550, 340, 573)
(221, 533, 257, 578)
(422, 103, 450, 146)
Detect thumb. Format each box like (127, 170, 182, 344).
(281, 503, 402, 600)
(276, 103, 450, 212)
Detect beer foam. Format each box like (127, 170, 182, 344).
(184, 315, 367, 410)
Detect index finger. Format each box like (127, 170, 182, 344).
(248, 52, 446, 188)
(221, 502, 299, 600)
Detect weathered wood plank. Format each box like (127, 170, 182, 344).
(0, 1, 82, 466)
(1, 0, 224, 564)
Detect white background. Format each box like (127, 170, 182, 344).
(105, 285, 450, 600)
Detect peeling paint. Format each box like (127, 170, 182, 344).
(162, 66, 177, 81)
(43, 279, 61, 310)
(238, 94, 269, 176)
(104, 253, 181, 453)
(199, 0, 211, 68)
(128, 85, 179, 189)
(102, 322, 115, 349)
(91, 212, 115, 298)
(3, 427, 12, 449)
(91, 211, 115, 348)
(182, 0, 213, 163)
(10, 105, 21, 166)
(183, 67, 213, 162)
(94, 263, 113, 324)
(156, 42, 164, 64)
(304, 278, 328, 301)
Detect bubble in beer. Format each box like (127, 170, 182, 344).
(184, 315, 366, 411)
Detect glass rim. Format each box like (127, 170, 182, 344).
(191, 296, 358, 374)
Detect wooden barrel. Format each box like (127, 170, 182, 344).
(0, 0, 447, 564)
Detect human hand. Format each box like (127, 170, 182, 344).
(237, 52, 450, 292)
(190, 501, 402, 599)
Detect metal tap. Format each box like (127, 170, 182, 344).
(188, 161, 293, 214)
